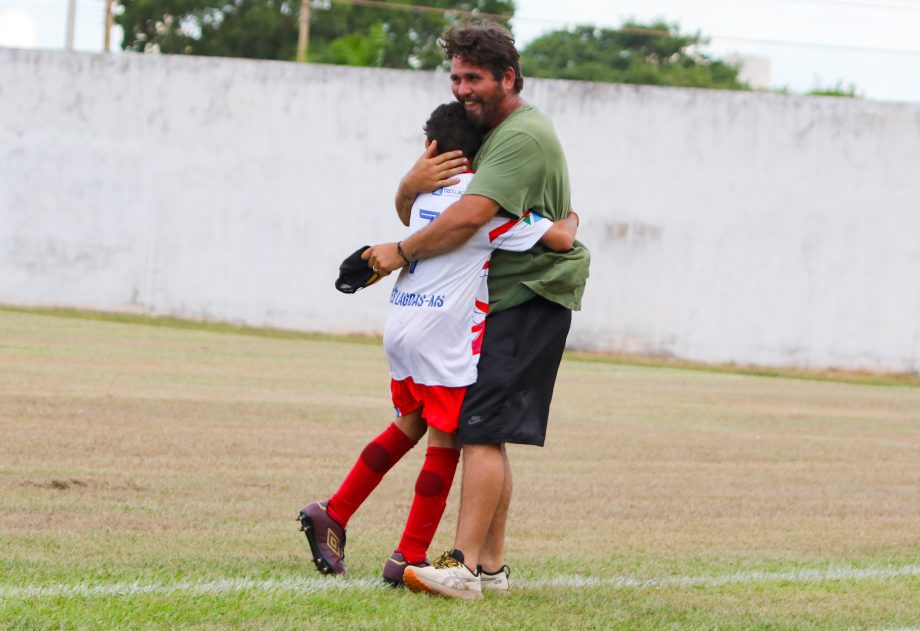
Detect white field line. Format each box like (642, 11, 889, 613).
(1, 566, 918, 601)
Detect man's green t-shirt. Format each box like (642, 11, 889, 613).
(465, 104, 590, 314)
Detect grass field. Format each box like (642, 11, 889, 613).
(1, 307, 918, 629)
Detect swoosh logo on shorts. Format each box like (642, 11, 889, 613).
(468, 416, 485, 425)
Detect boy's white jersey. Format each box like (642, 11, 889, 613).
(383, 172, 551, 387)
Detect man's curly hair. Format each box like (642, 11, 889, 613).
(440, 22, 524, 94)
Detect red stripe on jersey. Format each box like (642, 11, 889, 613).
(488, 217, 518, 242)
(471, 320, 486, 355)
(475, 300, 489, 313)
(482, 260, 490, 269)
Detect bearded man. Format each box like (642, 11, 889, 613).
(364, 22, 590, 600)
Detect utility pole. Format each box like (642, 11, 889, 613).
(66, 0, 77, 50)
(297, 0, 310, 63)
(104, 0, 115, 52)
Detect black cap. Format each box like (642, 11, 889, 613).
(335, 245, 382, 294)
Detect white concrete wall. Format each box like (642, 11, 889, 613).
(2, 48, 919, 373)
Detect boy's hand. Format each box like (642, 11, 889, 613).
(400, 140, 468, 195)
(567, 209, 580, 231)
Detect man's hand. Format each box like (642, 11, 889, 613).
(396, 140, 468, 225)
(362, 242, 405, 276)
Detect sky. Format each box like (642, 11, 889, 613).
(1, 0, 918, 103)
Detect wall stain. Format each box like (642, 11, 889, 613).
(604, 221, 663, 241)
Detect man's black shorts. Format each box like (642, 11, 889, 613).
(457, 296, 572, 447)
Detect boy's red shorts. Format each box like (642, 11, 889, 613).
(390, 377, 467, 434)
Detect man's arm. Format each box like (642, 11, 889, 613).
(395, 140, 469, 226)
(539, 210, 579, 252)
(366, 194, 501, 273)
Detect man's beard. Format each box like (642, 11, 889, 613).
(462, 87, 505, 129)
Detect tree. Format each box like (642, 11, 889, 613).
(807, 80, 861, 98)
(115, 0, 515, 68)
(116, 0, 300, 59)
(310, 1, 514, 69)
(520, 22, 748, 90)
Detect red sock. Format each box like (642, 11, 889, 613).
(327, 423, 417, 527)
(397, 446, 460, 563)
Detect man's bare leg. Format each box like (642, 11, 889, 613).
(453, 443, 505, 571)
(477, 444, 512, 572)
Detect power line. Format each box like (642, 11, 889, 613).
(707, 33, 920, 55)
(328, 1, 920, 56)
(771, 0, 920, 10)
(11, 0, 920, 59)
(508, 12, 920, 57)
(332, 0, 511, 22)
(508, 19, 920, 56)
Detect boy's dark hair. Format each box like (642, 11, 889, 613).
(440, 22, 523, 94)
(424, 102, 483, 159)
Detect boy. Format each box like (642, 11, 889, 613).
(298, 102, 577, 586)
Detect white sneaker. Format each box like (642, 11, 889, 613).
(479, 565, 511, 595)
(403, 550, 483, 600)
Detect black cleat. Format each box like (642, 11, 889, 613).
(298, 501, 347, 576)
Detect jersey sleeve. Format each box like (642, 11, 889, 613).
(487, 211, 553, 253)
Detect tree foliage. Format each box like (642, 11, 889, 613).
(310, 0, 514, 69)
(519, 22, 748, 90)
(115, 0, 515, 68)
(807, 80, 861, 98)
(116, 0, 300, 59)
(115, 5, 766, 92)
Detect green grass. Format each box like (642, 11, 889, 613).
(0, 304, 381, 346)
(5, 580, 917, 630)
(3, 570, 918, 630)
(1, 307, 918, 629)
